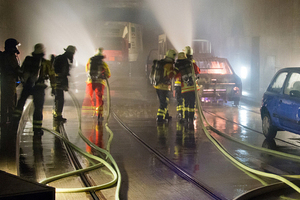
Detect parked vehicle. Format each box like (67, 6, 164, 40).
(261, 67, 300, 139)
(195, 57, 242, 106)
(95, 21, 143, 65)
(145, 49, 158, 78)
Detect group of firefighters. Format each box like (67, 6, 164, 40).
(153, 46, 200, 129)
(0, 37, 199, 140)
(0, 38, 110, 139)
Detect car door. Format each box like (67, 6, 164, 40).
(277, 71, 300, 134)
(265, 71, 288, 127)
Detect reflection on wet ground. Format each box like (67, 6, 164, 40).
(2, 65, 300, 199)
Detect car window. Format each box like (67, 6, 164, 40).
(268, 72, 288, 93)
(284, 72, 300, 95)
(197, 60, 233, 74)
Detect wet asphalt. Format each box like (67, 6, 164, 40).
(3, 62, 300, 199)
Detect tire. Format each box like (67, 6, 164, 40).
(262, 139, 277, 150)
(262, 113, 277, 139)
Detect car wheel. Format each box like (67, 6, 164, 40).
(262, 113, 277, 139)
(262, 139, 277, 150)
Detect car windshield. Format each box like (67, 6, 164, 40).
(100, 37, 124, 50)
(197, 60, 233, 74)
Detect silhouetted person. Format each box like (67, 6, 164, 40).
(12, 43, 56, 138)
(0, 38, 21, 127)
(53, 45, 76, 122)
(174, 52, 200, 129)
(152, 49, 176, 123)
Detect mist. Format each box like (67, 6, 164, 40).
(145, 0, 194, 52)
(14, 0, 100, 67)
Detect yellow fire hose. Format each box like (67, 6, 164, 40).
(39, 78, 121, 200)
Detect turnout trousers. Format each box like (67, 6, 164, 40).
(156, 89, 170, 121)
(175, 85, 183, 116)
(182, 91, 195, 121)
(13, 84, 45, 132)
(83, 82, 105, 117)
(54, 88, 65, 118)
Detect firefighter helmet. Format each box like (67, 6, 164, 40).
(33, 43, 45, 54)
(64, 45, 77, 54)
(165, 49, 176, 60)
(95, 47, 104, 56)
(177, 52, 186, 60)
(5, 38, 20, 54)
(184, 46, 193, 56)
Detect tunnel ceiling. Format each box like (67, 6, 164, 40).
(100, 0, 144, 8)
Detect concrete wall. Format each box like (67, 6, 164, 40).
(0, 0, 11, 50)
(198, 0, 300, 96)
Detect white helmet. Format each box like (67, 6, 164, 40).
(184, 46, 193, 56)
(177, 52, 186, 60)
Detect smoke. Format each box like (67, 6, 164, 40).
(15, 0, 98, 66)
(145, 0, 193, 52)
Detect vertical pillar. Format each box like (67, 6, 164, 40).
(250, 37, 260, 95)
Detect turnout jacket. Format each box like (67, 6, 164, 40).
(85, 57, 111, 85)
(21, 53, 56, 89)
(0, 51, 21, 78)
(53, 53, 71, 90)
(153, 57, 176, 91)
(175, 59, 200, 93)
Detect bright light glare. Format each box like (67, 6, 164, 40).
(146, 0, 193, 52)
(241, 66, 248, 79)
(16, 1, 96, 67)
(242, 91, 249, 96)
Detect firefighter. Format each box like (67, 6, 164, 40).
(184, 46, 200, 120)
(174, 52, 200, 128)
(0, 38, 21, 127)
(154, 49, 176, 123)
(174, 71, 183, 119)
(12, 43, 56, 137)
(84, 48, 111, 121)
(53, 45, 76, 122)
(184, 46, 194, 62)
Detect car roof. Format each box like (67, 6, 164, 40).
(277, 67, 300, 72)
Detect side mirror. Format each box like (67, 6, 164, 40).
(290, 90, 300, 98)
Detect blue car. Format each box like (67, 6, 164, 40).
(261, 67, 300, 139)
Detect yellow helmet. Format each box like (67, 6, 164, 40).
(184, 46, 193, 56)
(95, 47, 104, 56)
(165, 49, 176, 60)
(177, 52, 186, 60)
(33, 43, 45, 54)
(64, 45, 77, 54)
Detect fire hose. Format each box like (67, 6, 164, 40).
(191, 66, 300, 198)
(39, 78, 121, 200)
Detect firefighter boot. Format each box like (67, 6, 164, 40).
(176, 111, 183, 120)
(54, 115, 67, 123)
(33, 128, 44, 140)
(156, 116, 166, 123)
(165, 112, 172, 121)
(187, 113, 195, 129)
